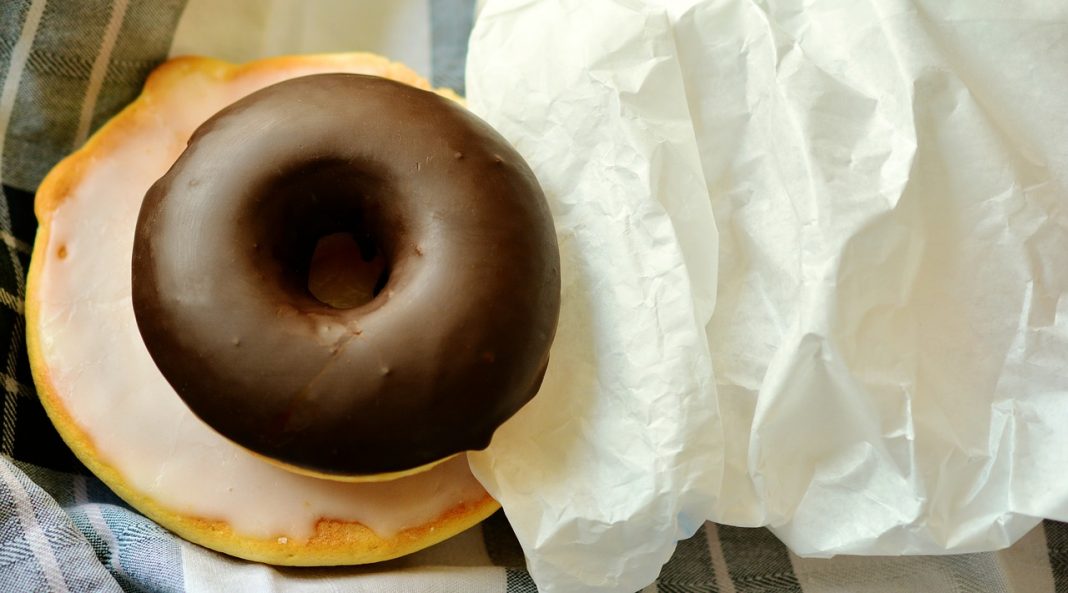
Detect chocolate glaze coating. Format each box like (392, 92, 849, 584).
(132, 74, 560, 476)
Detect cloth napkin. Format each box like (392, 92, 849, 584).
(1, 1, 1066, 592)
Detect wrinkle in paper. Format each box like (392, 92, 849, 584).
(466, 1, 1068, 592)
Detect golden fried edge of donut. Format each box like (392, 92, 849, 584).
(253, 448, 461, 483)
(26, 52, 499, 566)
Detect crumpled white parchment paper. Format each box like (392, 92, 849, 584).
(465, 1, 1068, 591)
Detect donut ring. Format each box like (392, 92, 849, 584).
(28, 54, 517, 565)
(132, 73, 560, 479)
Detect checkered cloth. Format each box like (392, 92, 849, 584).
(2, 1, 1068, 592)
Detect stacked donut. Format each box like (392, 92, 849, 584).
(28, 54, 560, 564)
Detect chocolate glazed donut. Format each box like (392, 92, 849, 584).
(132, 74, 560, 478)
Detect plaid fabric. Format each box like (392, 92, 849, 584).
(1, 1, 1066, 592)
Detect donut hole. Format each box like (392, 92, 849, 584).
(250, 159, 396, 311)
(307, 232, 388, 309)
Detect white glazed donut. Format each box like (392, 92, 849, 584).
(27, 54, 499, 565)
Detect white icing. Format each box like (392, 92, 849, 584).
(34, 60, 487, 540)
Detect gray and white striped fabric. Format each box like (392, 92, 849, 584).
(1, 2, 1067, 592)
